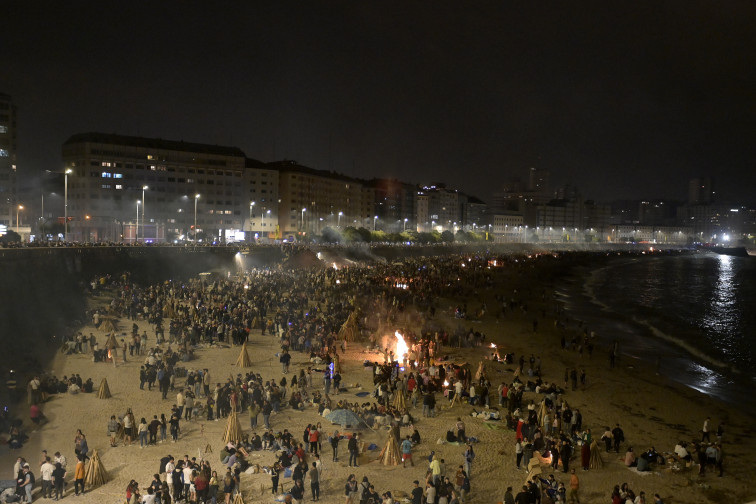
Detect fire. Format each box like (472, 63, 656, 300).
(490, 343, 497, 349)
(394, 331, 409, 362)
(443, 380, 449, 387)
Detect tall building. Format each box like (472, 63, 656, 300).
(688, 177, 714, 205)
(0, 93, 18, 229)
(416, 184, 460, 232)
(62, 133, 247, 242)
(270, 160, 374, 237)
(243, 157, 280, 239)
(367, 178, 417, 231)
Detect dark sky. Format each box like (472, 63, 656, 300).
(2, 1, 755, 204)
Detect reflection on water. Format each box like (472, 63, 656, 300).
(703, 255, 739, 354)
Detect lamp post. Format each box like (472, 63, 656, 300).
(249, 201, 255, 237)
(141, 185, 148, 242)
(194, 194, 200, 242)
(136, 200, 141, 243)
(262, 209, 270, 236)
(338, 211, 343, 228)
(64, 168, 72, 241)
(403, 218, 408, 231)
(301, 208, 306, 232)
(16, 204, 23, 233)
(373, 215, 378, 231)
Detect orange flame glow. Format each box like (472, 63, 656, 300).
(490, 343, 497, 349)
(394, 331, 409, 362)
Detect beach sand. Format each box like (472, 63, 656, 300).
(2, 257, 753, 504)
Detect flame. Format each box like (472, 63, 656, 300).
(490, 343, 497, 349)
(443, 380, 449, 387)
(394, 331, 409, 362)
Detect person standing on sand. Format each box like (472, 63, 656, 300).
(568, 469, 579, 503)
(612, 424, 624, 453)
(701, 417, 710, 442)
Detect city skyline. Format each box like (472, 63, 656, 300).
(2, 2, 755, 206)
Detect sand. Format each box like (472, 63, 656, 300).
(2, 257, 754, 504)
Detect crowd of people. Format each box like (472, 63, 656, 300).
(4, 250, 734, 504)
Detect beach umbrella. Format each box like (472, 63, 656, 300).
(589, 440, 603, 469)
(97, 378, 111, 399)
(378, 431, 401, 466)
(235, 342, 252, 368)
(223, 410, 244, 444)
(84, 450, 109, 488)
(325, 409, 366, 428)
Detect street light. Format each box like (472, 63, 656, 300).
(262, 209, 270, 235)
(141, 185, 148, 242)
(301, 208, 307, 232)
(249, 201, 256, 236)
(64, 168, 72, 241)
(136, 200, 141, 243)
(373, 215, 378, 231)
(403, 218, 408, 231)
(194, 194, 200, 242)
(338, 211, 343, 228)
(16, 204, 23, 233)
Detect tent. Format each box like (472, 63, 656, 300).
(377, 432, 401, 466)
(235, 342, 252, 368)
(325, 409, 367, 428)
(97, 378, 112, 399)
(223, 411, 244, 444)
(589, 440, 603, 469)
(338, 311, 360, 343)
(392, 390, 406, 410)
(84, 450, 108, 488)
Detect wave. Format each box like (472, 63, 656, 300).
(635, 318, 736, 373)
(581, 257, 741, 375)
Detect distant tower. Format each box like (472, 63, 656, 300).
(0, 93, 18, 228)
(688, 177, 714, 205)
(527, 167, 550, 194)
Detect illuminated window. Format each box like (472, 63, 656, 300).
(0, 149, 8, 157)
(101, 172, 112, 178)
(114, 173, 123, 179)
(101, 184, 112, 189)
(147, 155, 154, 160)
(115, 184, 123, 190)
(0, 126, 7, 133)
(101, 161, 112, 167)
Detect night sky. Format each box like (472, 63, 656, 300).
(2, 1, 755, 205)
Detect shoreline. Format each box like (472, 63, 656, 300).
(1, 249, 753, 504)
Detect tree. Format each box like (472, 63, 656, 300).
(0, 230, 21, 243)
(440, 230, 455, 243)
(320, 226, 342, 244)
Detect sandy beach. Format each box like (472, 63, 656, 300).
(2, 252, 753, 504)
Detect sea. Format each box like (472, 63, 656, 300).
(556, 250, 756, 412)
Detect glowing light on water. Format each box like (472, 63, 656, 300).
(395, 331, 409, 361)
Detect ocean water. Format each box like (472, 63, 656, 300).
(556, 251, 756, 410)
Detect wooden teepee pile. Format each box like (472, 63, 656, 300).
(235, 342, 252, 368)
(97, 378, 112, 399)
(105, 333, 118, 349)
(232, 493, 246, 504)
(338, 311, 360, 342)
(392, 390, 406, 410)
(223, 410, 244, 444)
(378, 432, 401, 465)
(100, 317, 118, 333)
(589, 440, 603, 469)
(84, 450, 108, 488)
